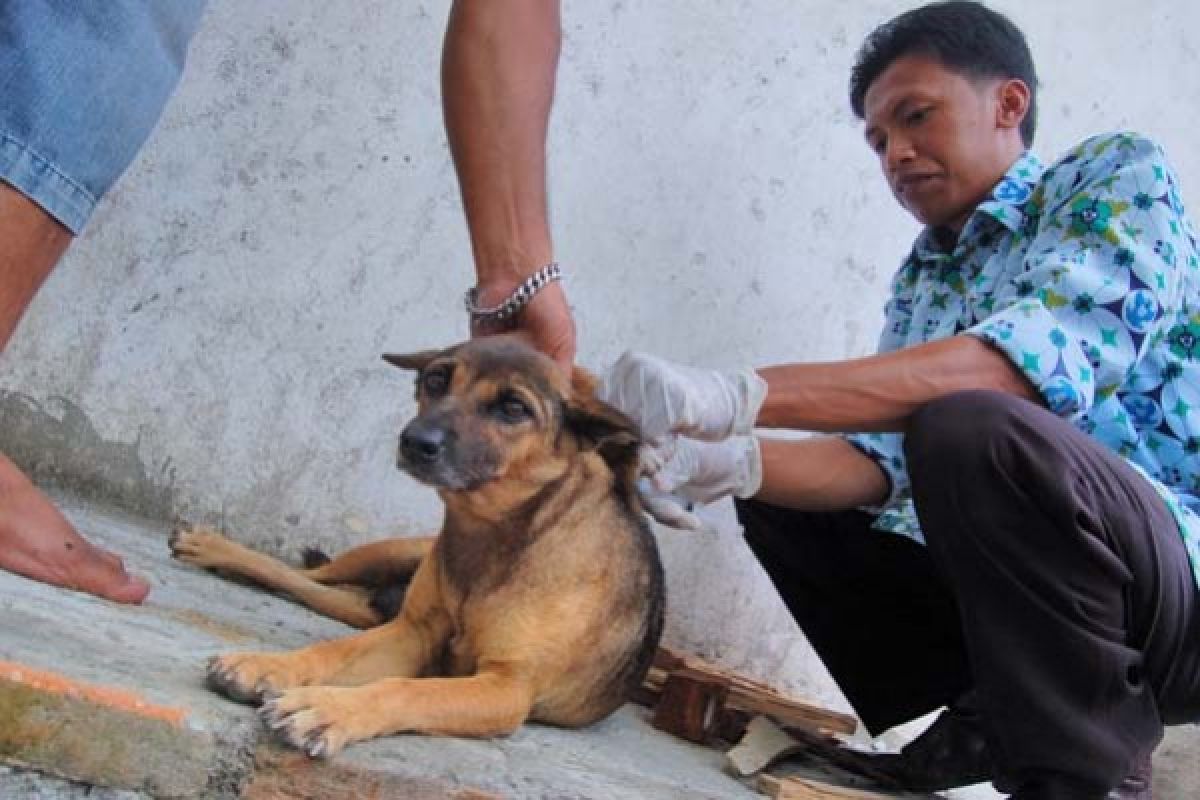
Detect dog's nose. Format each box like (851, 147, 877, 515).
(400, 425, 447, 464)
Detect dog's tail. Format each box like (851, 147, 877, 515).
(301, 547, 332, 569)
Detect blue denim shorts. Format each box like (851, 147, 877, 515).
(0, 1, 207, 234)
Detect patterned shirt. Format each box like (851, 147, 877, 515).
(845, 132, 1200, 588)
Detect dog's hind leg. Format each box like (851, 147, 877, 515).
(170, 525, 384, 629)
(302, 536, 435, 586)
(260, 665, 537, 756)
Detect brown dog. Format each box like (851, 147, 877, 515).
(169, 337, 665, 756)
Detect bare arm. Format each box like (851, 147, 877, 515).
(441, 0, 575, 369)
(756, 335, 1039, 433)
(752, 337, 1034, 512)
(756, 436, 890, 511)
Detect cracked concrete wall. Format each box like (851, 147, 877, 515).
(3, 1, 1199, 707)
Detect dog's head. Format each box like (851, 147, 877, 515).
(383, 337, 641, 497)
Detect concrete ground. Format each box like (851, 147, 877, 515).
(0, 493, 1196, 798)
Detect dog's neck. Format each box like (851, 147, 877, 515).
(437, 447, 616, 531)
(438, 464, 570, 530)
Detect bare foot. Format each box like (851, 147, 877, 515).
(0, 453, 150, 604)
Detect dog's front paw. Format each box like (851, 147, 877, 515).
(207, 652, 314, 705)
(170, 525, 244, 570)
(260, 687, 365, 758)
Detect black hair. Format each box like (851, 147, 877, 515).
(849, 1, 1038, 146)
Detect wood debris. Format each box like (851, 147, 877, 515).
(725, 715, 806, 776)
(638, 647, 858, 744)
(758, 774, 891, 799)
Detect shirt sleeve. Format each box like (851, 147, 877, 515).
(966, 134, 1184, 420)
(842, 431, 908, 512)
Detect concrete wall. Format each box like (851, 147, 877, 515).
(4, 0, 1200, 710)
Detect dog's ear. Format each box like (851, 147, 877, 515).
(564, 367, 641, 478)
(382, 350, 441, 372)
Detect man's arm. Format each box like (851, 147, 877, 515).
(441, 0, 575, 369)
(756, 334, 1040, 433)
(756, 436, 890, 511)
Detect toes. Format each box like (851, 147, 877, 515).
(303, 724, 333, 758)
(259, 696, 288, 729)
(168, 528, 194, 559)
(105, 574, 151, 605)
(206, 655, 266, 705)
(169, 527, 223, 568)
(259, 692, 344, 758)
(71, 552, 150, 605)
(95, 546, 127, 571)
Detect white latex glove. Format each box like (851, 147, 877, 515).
(637, 435, 762, 532)
(638, 479, 707, 533)
(598, 351, 767, 444)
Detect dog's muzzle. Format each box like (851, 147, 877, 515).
(400, 422, 449, 467)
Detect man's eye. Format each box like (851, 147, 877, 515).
(906, 107, 930, 125)
(422, 370, 449, 395)
(871, 136, 887, 155)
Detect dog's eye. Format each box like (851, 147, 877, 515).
(421, 368, 449, 396)
(493, 393, 531, 424)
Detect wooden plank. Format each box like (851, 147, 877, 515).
(758, 774, 891, 800)
(645, 649, 858, 735)
(650, 673, 728, 743)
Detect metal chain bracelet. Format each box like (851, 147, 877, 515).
(463, 262, 562, 326)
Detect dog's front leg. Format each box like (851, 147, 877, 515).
(260, 665, 537, 756)
(208, 560, 450, 704)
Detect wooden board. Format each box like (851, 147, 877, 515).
(758, 774, 891, 800)
(644, 648, 858, 736)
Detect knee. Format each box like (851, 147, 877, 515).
(904, 390, 1034, 485)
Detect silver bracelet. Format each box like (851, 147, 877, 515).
(463, 262, 562, 325)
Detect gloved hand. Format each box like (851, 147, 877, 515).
(637, 435, 762, 532)
(598, 351, 767, 444)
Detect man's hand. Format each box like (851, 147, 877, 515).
(468, 279, 576, 371)
(637, 435, 762, 531)
(651, 435, 762, 503)
(598, 351, 767, 443)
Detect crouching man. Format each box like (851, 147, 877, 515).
(602, 3, 1200, 797)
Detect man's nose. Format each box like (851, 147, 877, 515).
(885, 133, 916, 172)
(400, 423, 449, 464)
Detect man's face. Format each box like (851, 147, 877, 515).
(863, 54, 1021, 233)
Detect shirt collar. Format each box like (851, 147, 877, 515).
(911, 150, 1045, 262)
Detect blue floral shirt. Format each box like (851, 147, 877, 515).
(845, 132, 1200, 587)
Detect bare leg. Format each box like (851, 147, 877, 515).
(0, 183, 150, 604)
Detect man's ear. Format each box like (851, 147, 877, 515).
(382, 350, 442, 371)
(995, 78, 1030, 133)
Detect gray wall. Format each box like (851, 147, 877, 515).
(4, 1, 1199, 709)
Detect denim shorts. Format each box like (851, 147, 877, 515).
(0, 1, 207, 234)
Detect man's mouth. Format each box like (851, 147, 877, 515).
(896, 173, 940, 195)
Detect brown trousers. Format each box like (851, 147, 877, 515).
(737, 390, 1200, 792)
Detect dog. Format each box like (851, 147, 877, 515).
(169, 337, 666, 757)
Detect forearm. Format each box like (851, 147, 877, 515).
(755, 436, 889, 511)
(756, 335, 1039, 433)
(441, 0, 561, 285)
